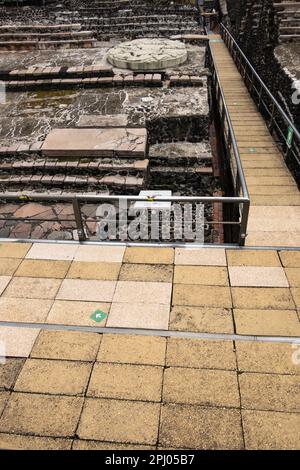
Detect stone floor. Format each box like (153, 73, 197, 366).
(0, 242, 299, 450)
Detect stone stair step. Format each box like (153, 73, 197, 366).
(0, 39, 97, 51)
(0, 24, 82, 32)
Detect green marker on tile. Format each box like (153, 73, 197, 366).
(91, 310, 107, 323)
(249, 147, 257, 153)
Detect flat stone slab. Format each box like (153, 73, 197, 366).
(107, 38, 187, 71)
(42, 128, 147, 157)
(77, 114, 128, 128)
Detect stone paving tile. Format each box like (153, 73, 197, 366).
(226, 249, 281, 266)
(78, 398, 160, 445)
(173, 285, 232, 308)
(30, 330, 101, 361)
(107, 303, 170, 330)
(56, 279, 116, 302)
(67, 262, 121, 281)
(0, 359, 25, 390)
(87, 363, 163, 402)
(163, 367, 240, 408)
(124, 247, 174, 265)
(231, 287, 295, 310)
(0, 327, 39, 358)
(239, 373, 300, 412)
(175, 248, 226, 266)
(74, 245, 125, 263)
(0, 391, 9, 415)
(228, 266, 288, 287)
(279, 251, 300, 268)
(26, 243, 78, 261)
(166, 338, 236, 370)
(0, 243, 31, 259)
(113, 281, 172, 305)
(169, 306, 234, 333)
(234, 309, 300, 336)
(236, 341, 300, 375)
(0, 298, 53, 323)
(291, 288, 300, 309)
(174, 266, 229, 286)
(98, 334, 166, 366)
(46, 300, 110, 327)
(72, 440, 155, 450)
(14, 359, 92, 396)
(0, 259, 21, 276)
(3, 277, 61, 300)
(0, 392, 83, 437)
(285, 268, 300, 287)
(242, 410, 300, 450)
(119, 264, 173, 283)
(159, 404, 244, 450)
(0, 277, 11, 296)
(0, 433, 72, 450)
(15, 260, 70, 279)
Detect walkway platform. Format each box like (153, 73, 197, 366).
(210, 36, 300, 247)
(0, 242, 299, 449)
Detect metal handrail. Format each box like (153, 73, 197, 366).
(220, 23, 300, 174)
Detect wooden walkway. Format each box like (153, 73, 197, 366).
(210, 36, 300, 247)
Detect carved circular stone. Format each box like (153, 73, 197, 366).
(107, 38, 188, 71)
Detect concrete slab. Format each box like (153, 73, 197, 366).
(42, 128, 147, 157)
(77, 114, 128, 128)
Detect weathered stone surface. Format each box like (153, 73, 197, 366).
(42, 128, 147, 157)
(77, 114, 128, 128)
(108, 39, 187, 71)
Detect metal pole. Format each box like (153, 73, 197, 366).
(72, 199, 86, 241)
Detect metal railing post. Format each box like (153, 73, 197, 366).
(239, 200, 250, 246)
(72, 198, 86, 241)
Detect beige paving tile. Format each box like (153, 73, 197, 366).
(72, 440, 155, 450)
(15, 260, 70, 279)
(14, 359, 92, 396)
(285, 268, 300, 287)
(248, 207, 300, 232)
(107, 303, 170, 330)
(174, 266, 229, 286)
(0, 327, 39, 358)
(0, 298, 52, 323)
(279, 251, 300, 268)
(173, 285, 232, 308)
(0, 259, 21, 276)
(0, 243, 31, 259)
(166, 338, 236, 370)
(0, 358, 25, 390)
(0, 392, 9, 415)
(0, 434, 72, 450)
(0, 277, 11, 296)
(246, 231, 300, 248)
(26, 243, 78, 261)
(56, 279, 116, 302)
(175, 248, 226, 266)
(119, 264, 173, 283)
(113, 281, 172, 305)
(3, 277, 61, 300)
(31, 330, 101, 361)
(67, 261, 121, 281)
(239, 373, 300, 413)
(98, 334, 166, 365)
(234, 309, 300, 336)
(236, 341, 300, 375)
(291, 288, 300, 309)
(228, 266, 288, 287)
(75, 245, 125, 263)
(124, 247, 174, 265)
(231, 287, 295, 310)
(46, 300, 110, 327)
(0, 392, 83, 437)
(78, 398, 160, 445)
(243, 410, 300, 450)
(169, 306, 234, 333)
(163, 368, 239, 407)
(159, 404, 243, 450)
(87, 363, 163, 402)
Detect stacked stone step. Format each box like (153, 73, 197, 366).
(274, 1, 300, 41)
(0, 23, 96, 50)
